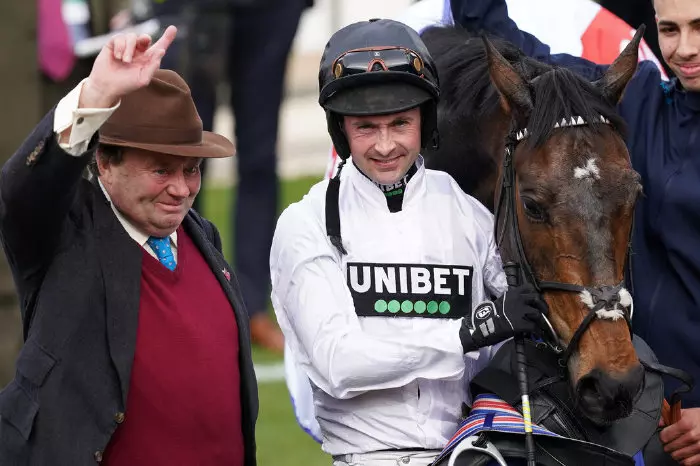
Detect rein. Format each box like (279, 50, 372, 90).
(493, 116, 693, 427)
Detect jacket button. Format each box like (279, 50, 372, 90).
(114, 412, 125, 424)
(94, 450, 103, 462)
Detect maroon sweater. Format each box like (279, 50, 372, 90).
(103, 227, 244, 465)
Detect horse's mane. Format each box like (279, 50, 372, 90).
(421, 25, 552, 130)
(420, 25, 627, 205)
(526, 65, 628, 148)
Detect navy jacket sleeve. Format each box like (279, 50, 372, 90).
(0, 108, 93, 320)
(450, 0, 609, 81)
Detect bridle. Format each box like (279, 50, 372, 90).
(493, 115, 634, 367)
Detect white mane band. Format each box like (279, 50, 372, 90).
(515, 115, 611, 142)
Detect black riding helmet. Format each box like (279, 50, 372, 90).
(319, 18, 441, 160)
(319, 18, 442, 255)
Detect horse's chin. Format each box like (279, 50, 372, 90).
(576, 402, 633, 427)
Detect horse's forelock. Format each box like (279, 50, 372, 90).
(524, 68, 627, 150)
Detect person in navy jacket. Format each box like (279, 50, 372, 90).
(449, 0, 700, 463)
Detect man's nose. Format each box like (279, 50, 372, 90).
(676, 30, 700, 60)
(167, 172, 190, 198)
(374, 128, 397, 156)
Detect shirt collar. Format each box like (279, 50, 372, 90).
(97, 179, 178, 248)
(345, 155, 426, 211)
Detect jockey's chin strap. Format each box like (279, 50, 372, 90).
(494, 116, 694, 429)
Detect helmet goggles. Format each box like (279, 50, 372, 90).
(331, 46, 425, 80)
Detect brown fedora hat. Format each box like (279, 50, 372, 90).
(99, 69, 235, 158)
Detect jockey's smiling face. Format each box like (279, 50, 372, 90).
(343, 107, 422, 185)
(655, 0, 700, 91)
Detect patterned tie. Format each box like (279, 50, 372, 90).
(146, 236, 176, 271)
(38, 0, 76, 81)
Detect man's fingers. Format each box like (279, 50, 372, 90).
(682, 453, 700, 466)
(122, 33, 138, 63)
(673, 442, 700, 463)
(660, 422, 700, 453)
(151, 25, 178, 53)
(141, 49, 166, 85)
(112, 35, 126, 60)
(135, 34, 152, 52)
(661, 423, 685, 444)
(666, 431, 698, 454)
(522, 294, 548, 315)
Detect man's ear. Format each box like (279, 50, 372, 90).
(95, 150, 108, 178)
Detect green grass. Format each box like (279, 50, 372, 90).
(202, 176, 321, 262)
(256, 382, 330, 466)
(202, 176, 331, 465)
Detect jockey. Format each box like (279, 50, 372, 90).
(451, 0, 700, 462)
(269, 18, 548, 466)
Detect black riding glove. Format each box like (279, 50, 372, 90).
(459, 284, 549, 353)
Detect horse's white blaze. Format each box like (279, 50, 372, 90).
(574, 158, 601, 180)
(578, 287, 631, 321)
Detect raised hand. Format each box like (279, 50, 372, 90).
(79, 25, 178, 109)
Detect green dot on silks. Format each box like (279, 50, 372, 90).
(375, 300, 388, 313)
(427, 301, 439, 314)
(439, 301, 451, 315)
(401, 300, 413, 313)
(388, 300, 401, 313)
(414, 301, 426, 314)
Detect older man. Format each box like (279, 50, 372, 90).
(0, 26, 257, 465)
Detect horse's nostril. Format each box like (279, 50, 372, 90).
(576, 366, 644, 423)
(577, 371, 604, 405)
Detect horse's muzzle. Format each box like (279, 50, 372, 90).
(575, 364, 645, 426)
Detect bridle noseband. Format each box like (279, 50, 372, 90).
(494, 116, 634, 366)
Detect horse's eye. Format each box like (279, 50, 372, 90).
(522, 197, 547, 222)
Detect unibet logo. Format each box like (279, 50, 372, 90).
(348, 264, 471, 296)
(346, 262, 473, 319)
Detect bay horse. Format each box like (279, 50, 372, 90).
(420, 25, 689, 465)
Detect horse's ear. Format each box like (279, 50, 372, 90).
(483, 35, 533, 126)
(598, 25, 645, 104)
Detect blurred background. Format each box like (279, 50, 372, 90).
(0, 0, 661, 464)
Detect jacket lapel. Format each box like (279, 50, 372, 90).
(92, 187, 143, 407)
